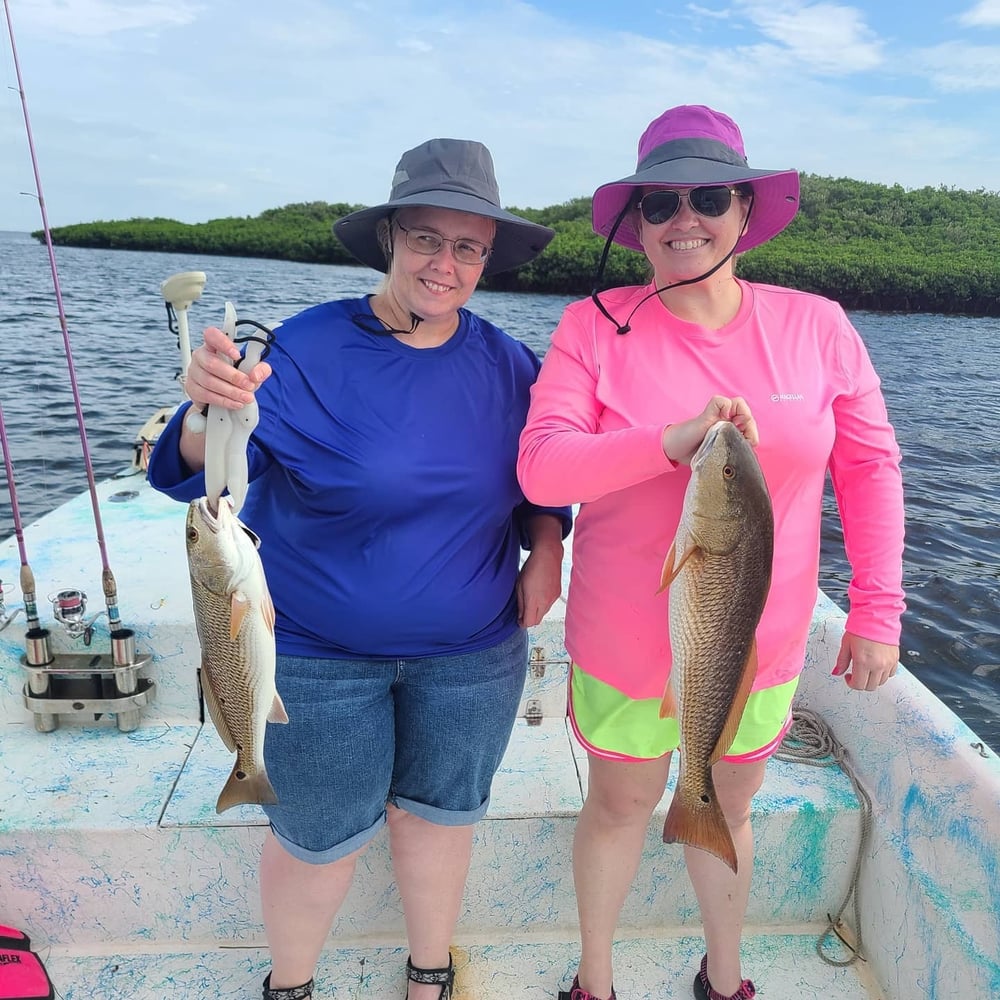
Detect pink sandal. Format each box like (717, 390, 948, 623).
(558, 974, 617, 1000)
(693, 954, 755, 1000)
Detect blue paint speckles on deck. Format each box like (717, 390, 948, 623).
(42, 933, 885, 1000)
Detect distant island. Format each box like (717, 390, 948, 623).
(36, 175, 1000, 315)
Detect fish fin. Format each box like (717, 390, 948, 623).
(215, 763, 279, 814)
(709, 639, 760, 766)
(268, 692, 289, 725)
(658, 541, 679, 592)
(261, 587, 276, 635)
(662, 784, 738, 874)
(229, 590, 250, 641)
(658, 674, 678, 720)
(657, 540, 699, 593)
(200, 666, 237, 753)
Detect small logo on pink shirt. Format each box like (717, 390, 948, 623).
(770, 393, 804, 402)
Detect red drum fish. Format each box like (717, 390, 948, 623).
(185, 496, 288, 813)
(658, 420, 774, 873)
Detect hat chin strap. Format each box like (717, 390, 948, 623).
(590, 194, 754, 335)
(381, 311, 424, 336)
(350, 299, 425, 337)
(350, 311, 424, 337)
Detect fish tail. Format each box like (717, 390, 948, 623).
(215, 764, 279, 814)
(661, 785, 738, 874)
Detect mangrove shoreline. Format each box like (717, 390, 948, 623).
(36, 174, 1000, 316)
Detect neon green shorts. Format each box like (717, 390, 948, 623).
(568, 662, 799, 763)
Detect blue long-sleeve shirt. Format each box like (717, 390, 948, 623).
(148, 296, 571, 659)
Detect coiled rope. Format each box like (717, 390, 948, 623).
(774, 708, 874, 966)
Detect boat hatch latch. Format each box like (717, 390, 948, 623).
(524, 699, 544, 726)
(21, 625, 155, 734)
(529, 646, 570, 679)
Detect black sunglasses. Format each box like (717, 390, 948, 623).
(638, 186, 743, 225)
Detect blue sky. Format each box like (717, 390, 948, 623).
(2, 0, 999, 232)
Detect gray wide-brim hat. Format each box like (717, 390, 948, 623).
(592, 105, 800, 254)
(334, 138, 554, 277)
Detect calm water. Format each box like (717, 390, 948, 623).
(1, 230, 998, 749)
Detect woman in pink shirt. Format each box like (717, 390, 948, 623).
(517, 105, 904, 1000)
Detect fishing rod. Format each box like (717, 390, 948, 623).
(4, 0, 152, 732)
(0, 399, 39, 633)
(4, 0, 123, 634)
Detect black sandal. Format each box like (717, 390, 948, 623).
(262, 972, 315, 999)
(405, 954, 454, 999)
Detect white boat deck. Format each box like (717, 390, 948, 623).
(1, 475, 998, 999)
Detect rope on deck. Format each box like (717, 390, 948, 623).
(774, 708, 874, 967)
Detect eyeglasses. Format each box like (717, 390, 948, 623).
(394, 222, 492, 265)
(638, 186, 743, 225)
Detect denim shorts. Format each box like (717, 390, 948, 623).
(262, 627, 528, 864)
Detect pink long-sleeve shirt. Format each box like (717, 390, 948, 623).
(517, 280, 905, 700)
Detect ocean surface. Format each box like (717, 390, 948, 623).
(1, 230, 998, 750)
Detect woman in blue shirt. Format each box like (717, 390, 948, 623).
(148, 138, 570, 1000)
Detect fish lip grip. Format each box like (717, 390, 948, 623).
(202, 302, 275, 516)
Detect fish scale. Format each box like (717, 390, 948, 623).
(191, 577, 269, 749)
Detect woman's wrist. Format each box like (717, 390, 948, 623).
(661, 423, 688, 464)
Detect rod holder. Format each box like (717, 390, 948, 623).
(21, 647, 155, 734)
(110, 628, 140, 731)
(23, 627, 56, 732)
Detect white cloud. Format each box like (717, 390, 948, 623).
(959, 1, 1000, 27)
(738, 0, 884, 73)
(684, 3, 732, 21)
(398, 38, 434, 54)
(10, 0, 201, 37)
(917, 42, 1000, 92)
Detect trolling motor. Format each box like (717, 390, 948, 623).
(162, 270, 208, 382)
(132, 271, 207, 472)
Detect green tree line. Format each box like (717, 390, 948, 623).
(36, 175, 1000, 315)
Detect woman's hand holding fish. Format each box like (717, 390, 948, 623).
(832, 632, 899, 691)
(186, 325, 271, 410)
(179, 327, 272, 473)
(661, 395, 759, 465)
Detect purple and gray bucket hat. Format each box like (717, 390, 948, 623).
(591, 105, 800, 254)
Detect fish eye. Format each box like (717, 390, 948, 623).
(723, 464, 736, 479)
(186, 526, 199, 542)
